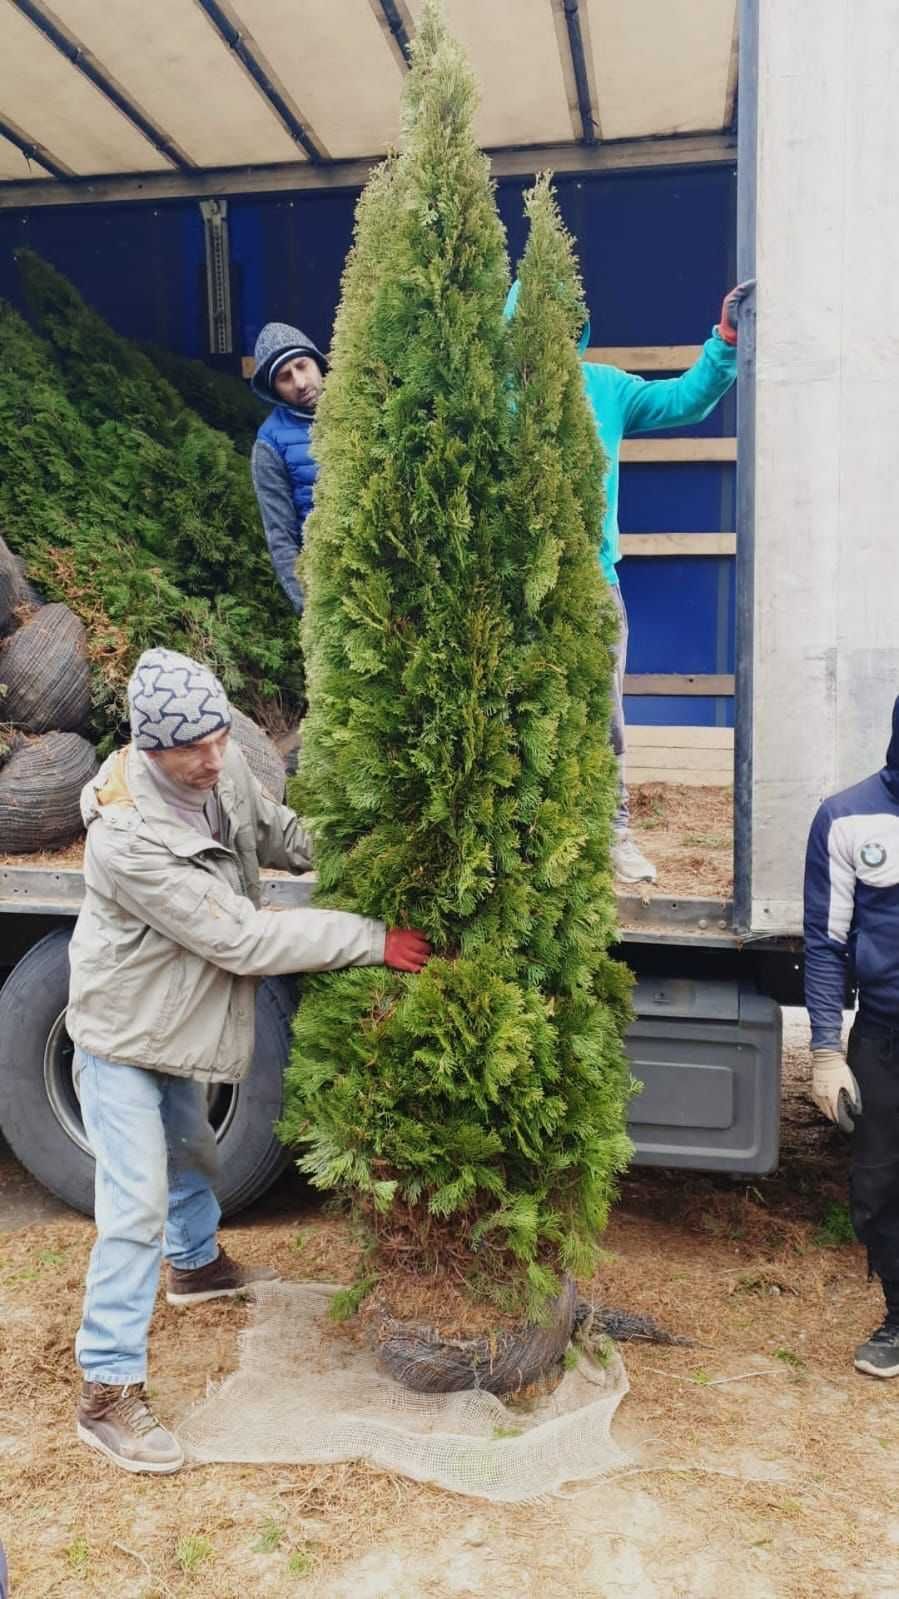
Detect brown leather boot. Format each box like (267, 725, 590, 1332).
(77, 1381, 184, 1474)
(165, 1245, 278, 1306)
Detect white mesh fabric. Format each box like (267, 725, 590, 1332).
(177, 1281, 630, 1502)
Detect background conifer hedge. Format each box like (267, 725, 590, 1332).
(0, 254, 302, 746)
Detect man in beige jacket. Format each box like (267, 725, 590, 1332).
(69, 647, 430, 1474)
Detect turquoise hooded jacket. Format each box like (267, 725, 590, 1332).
(503, 281, 737, 585)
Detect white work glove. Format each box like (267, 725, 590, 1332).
(811, 1048, 862, 1129)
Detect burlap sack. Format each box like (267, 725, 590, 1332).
(0, 732, 98, 852)
(230, 707, 287, 802)
(0, 535, 28, 638)
(0, 603, 91, 733)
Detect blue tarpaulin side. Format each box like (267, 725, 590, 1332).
(499, 166, 737, 731)
(0, 163, 736, 732)
(0, 201, 205, 353)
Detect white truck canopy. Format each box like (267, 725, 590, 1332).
(0, 0, 737, 205)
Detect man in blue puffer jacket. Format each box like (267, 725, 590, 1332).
(250, 321, 328, 613)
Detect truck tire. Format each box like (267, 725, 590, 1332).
(0, 928, 295, 1219)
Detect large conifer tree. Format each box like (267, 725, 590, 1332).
(280, 2, 632, 1319)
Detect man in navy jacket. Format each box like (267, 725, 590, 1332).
(250, 321, 328, 613)
(804, 697, 899, 1377)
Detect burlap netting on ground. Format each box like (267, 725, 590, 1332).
(0, 732, 98, 851)
(230, 707, 287, 803)
(178, 1282, 630, 1502)
(0, 602, 91, 733)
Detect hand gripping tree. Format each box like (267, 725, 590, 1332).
(280, 1, 633, 1365)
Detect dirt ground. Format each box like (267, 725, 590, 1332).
(629, 784, 733, 900)
(2, 1021, 898, 1599)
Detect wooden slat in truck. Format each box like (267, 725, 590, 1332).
(1, 0, 891, 1212)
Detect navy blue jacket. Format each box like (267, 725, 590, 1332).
(804, 699, 899, 1047)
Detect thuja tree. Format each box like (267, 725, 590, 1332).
(280, 1, 632, 1319)
(0, 261, 303, 742)
(17, 251, 286, 616)
(136, 342, 266, 455)
(502, 174, 633, 1270)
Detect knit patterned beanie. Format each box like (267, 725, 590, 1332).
(127, 648, 232, 750)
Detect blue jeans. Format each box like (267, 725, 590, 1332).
(74, 1047, 220, 1385)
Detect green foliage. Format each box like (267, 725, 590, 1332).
(328, 1273, 379, 1321)
(0, 253, 303, 746)
(814, 1201, 855, 1248)
(175, 1535, 213, 1575)
(280, 0, 633, 1317)
(66, 1536, 90, 1578)
(137, 341, 266, 454)
(774, 1346, 807, 1372)
(253, 1518, 286, 1554)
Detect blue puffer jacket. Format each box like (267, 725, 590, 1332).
(250, 320, 328, 613)
(257, 405, 317, 529)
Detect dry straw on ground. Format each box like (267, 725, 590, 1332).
(630, 783, 733, 899)
(1, 1045, 896, 1598)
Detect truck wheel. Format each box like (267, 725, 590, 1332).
(0, 928, 296, 1219)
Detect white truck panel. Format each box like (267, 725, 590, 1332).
(750, 0, 899, 934)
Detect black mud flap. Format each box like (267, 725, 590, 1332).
(626, 979, 781, 1174)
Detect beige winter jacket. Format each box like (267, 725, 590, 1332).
(66, 741, 385, 1082)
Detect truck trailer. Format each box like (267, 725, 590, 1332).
(0, 0, 888, 1216)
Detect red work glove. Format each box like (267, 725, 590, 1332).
(716, 278, 756, 345)
(384, 927, 432, 973)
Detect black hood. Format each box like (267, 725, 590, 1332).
(886, 696, 899, 772)
(881, 696, 899, 800)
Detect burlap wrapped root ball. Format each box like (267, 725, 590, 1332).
(375, 1277, 579, 1396)
(0, 535, 28, 639)
(230, 707, 287, 802)
(0, 732, 98, 852)
(0, 602, 91, 734)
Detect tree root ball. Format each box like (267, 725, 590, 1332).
(230, 708, 287, 802)
(0, 535, 28, 638)
(0, 731, 98, 852)
(0, 603, 91, 733)
(374, 1276, 578, 1396)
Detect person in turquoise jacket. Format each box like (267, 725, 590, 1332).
(505, 277, 751, 883)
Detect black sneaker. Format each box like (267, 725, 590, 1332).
(853, 1317, 899, 1379)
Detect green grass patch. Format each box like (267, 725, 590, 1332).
(66, 1537, 90, 1578)
(175, 1535, 213, 1575)
(814, 1202, 855, 1248)
(253, 1518, 285, 1554)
